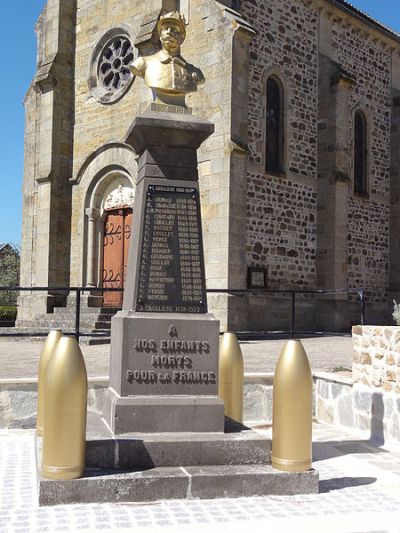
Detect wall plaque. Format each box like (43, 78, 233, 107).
(136, 184, 207, 313)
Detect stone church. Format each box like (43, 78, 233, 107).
(17, 0, 400, 334)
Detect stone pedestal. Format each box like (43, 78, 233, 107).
(103, 111, 224, 434)
(104, 312, 224, 433)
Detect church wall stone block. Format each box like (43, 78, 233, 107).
(243, 0, 319, 294)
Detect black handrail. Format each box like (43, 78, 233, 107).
(0, 286, 123, 342)
(0, 286, 366, 343)
(207, 287, 366, 339)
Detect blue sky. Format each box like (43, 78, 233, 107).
(1, 0, 399, 246)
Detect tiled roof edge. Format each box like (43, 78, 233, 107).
(326, 0, 400, 45)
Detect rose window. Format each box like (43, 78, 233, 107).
(98, 37, 134, 94)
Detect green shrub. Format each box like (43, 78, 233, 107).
(0, 306, 17, 322)
(393, 300, 400, 326)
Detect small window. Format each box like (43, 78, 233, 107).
(247, 267, 268, 290)
(266, 76, 284, 173)
(354, 111, 368, 194)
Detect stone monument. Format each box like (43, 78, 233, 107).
(103, 11, 224, 434)
(37, 13, 318, 505)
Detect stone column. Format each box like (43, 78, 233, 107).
(18, 0, 76, 321)
(317, 54, 353, 330)
(85, 207, 101, 288)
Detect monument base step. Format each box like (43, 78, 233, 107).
(38, 463, 319, 506)
(36, 413, 319, 506)
(103, 390, 225, 434)
(86, 412, 272, 469)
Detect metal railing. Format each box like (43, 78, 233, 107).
(208, 288, 366, 339)
(0, 286, 123, 342)
(0, 286, 366, 343)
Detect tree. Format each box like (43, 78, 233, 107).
(0, 244, 20, 305)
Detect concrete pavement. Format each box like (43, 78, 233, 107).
(1, 422, 400, 532)
(0, 335, 353, 380)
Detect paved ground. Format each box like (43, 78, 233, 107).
(0, 335, 353, 380)
(1, 422, 400, 532)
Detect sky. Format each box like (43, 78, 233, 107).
(0, 0, 400, 246)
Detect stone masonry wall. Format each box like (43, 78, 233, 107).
(243, 0, 319, 289)
(247, 178, 317, 287)
(353, 326, 400, 393)
(352, 326, 400, 443)
(241, 0, 395, 328)
(347, 199, 389, 303)
(329, 18, 392, 304)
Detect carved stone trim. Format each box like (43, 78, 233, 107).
(104, 184, 135, 210)
(89, 25, 137, 105)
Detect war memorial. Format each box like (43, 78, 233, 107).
(33, 11, 318, 506)
(3, 0, 400, 527)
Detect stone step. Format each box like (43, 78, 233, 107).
(46, 317, 110, 327)
(47, 317, 112, 328)
(6, 333, 111, 345)
(38, 464, 319, 506)
(36, 407, 318, 506)
(46, 313, 113, 322)
(82, 321, 112, 330)
(80, 337, 110, 345)
(53, 307, 120, 316)
(0, 327, 110, 344)
(6, 325, 107, 334)
(86, 428, 271, 470)
(14, 320, 48, 328)
(1, 326, 54, 333)
(12, 306, 118, 340)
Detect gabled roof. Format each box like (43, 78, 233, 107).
(327, 0, 400, 44)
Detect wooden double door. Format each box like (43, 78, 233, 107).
(102, 208, 132, 307)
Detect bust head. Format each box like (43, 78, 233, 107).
(157, 12, 186, 55)
(130, 10, 204, 107)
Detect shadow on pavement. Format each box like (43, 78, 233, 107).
(319, 476, 377, 493)
(313, 440, 388, 462)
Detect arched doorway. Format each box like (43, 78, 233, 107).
(101, 184, 134, 307)
(80, 145, 137, 308)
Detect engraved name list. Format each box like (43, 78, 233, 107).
(136, 185, 207, 313)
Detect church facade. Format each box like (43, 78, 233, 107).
(18, 0, 400, 332)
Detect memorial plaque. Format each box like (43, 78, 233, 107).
(110, 315, 219, 397)
(136, 184, 207, 313)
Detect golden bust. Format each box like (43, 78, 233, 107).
(130, 12, 205, 107)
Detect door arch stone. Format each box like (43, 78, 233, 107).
(85, 172, 135, 295)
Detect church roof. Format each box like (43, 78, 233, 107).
(328, 0, 400, 43)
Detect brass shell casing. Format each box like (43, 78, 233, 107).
(218, 333, 244, 423)
(36, 330, 63, 436)
(41, 336, 88, 480)
(272, 340, 313, 472)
